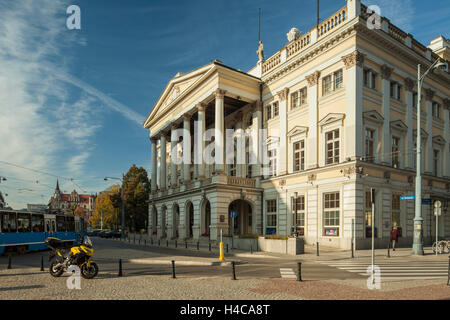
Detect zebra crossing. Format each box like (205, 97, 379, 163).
(319, 259, 449, 280)
(280, 268, 297, 280)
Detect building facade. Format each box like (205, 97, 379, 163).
(48, 180, 96, 217)
(144, 0, 450, 250)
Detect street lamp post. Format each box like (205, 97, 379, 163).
(413, 59, 448, 255)
(105, 174, 126, 239)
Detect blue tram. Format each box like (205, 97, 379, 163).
(0, 209, 87, 255)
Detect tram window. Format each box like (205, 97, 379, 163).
(17, 213, 31, 232)
(31, 215, 44, 232)
(2, 213, 17, 233)
(56, 216, 66, 232)
(66, 217, 75, 232)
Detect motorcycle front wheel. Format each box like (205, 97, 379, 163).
(49, 261, 64, 277)
(80, 262, 98, 279)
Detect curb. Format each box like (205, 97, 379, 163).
(128, 258, 247, 266)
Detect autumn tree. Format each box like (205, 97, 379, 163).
(123, 164, 150, 232)
(89, 185, 121, 229)
(74, 206, 86, 218)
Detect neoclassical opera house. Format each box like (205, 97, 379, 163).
(144, 0, 450, 251)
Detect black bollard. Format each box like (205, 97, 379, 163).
(175, 240, 177, 248)
(297, 262, 302, 282)
(387, 241, 391, 258)
(226, 244, 229, 253)
(158, 239, 160, 246)
(172, 260, 176, 279)
(316, 242, 319, 256)
(231, 261, 237, 280)
(7, 255, 11, 269)
(197, 242, 199, 250)
(40, 256, 44, 271)
(166, 240, 169, 247)
(118, 259, 123, 277)
(209, 243, 211, 251)
(351, 240, 354, 258)
(185, 241, 188, 249)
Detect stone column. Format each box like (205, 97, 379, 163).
(404, 78, 415, 169)
(196, 103, 206, 180)
(253, 101, 263, 187)
(159, 134, 167, 190)
(306, 71, 320, 169)
(277, 88, 289, 175)
(342, 50, 365, 161)
(150, 137, 157, 192)
(182, 114, 192, 183)
(170, 125, 178, 187)
(380, 65, 393, 165)
(444, 99, 450, 178)
(424, 88, 435, 174)
(214, 89, 226, 174)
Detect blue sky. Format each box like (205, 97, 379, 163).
(0, 0, 448, 209)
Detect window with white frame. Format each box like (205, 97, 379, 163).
(291, 87, 307, 109)
(268, 148, 277, 177)
(364, 69, 377, 90)
(325, 129, 340, 165)
(365, 128, 375, 162)
(245, 137, 253, 178)
(265, 104, 272, 121)
(266, 199, 277, 235)
(392, 136, 400, 168)
(229, 138, 237, 177)
(293, 140, 305, 171)
(334, 69, 343, 89)
(433, 149, 440, 177)
(432, 102, 441, 119)
(323, 75, 333, 95)
(291, 195, 305, 236)
(323, 192, 340, 236)
(390, 81, 402, 101)
(273, 101, 279, 117)
(323, 69, 343, 95)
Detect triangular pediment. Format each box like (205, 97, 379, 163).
(363, 110, 384, 124)
(390, 120, 408, 132)
(433, 135, 446, 145)
(266, 136, 280, 145)
(287, 126, 308, 138)
(318, 113, 345, 127)
(144, 63, 216, 127)
(413, 128, 429, 139)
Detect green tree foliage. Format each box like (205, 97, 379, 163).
(123, 164, 150, 232)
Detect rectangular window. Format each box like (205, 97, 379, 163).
(291, 195, 305, 236)
(364, 191, 377, 238)
(363, 69, 369, 87)
(323, 75, 332, 95)
(268, 148, 277, 177)
(17, 213, 31, 232)
(299, 87, 307, 105)
(266, 199, 277, 235)
(392, 136, 400, 168)
(323, 192, 340, 236)
(273, 102, 279, 117)
(266, 105, 272, 120)
(371, 72, 377, 90)
(31, 214, 44, 232)
(392, 194, 402, 237)
(433, 149, 440, 176)
(326, 129, 340, 165)
(365, 128, 375, 162)
(432, 102, 441, 119)
(334, 69, 343, 89)
(293, 140, 305, 171)
(56, 216, 66, 232)
(291, 91, 299, 109)
(2, 213, 17, 233)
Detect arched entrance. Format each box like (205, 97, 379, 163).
(185, 201, 194, 238)
(201, 200, 211, 238)
(228, 199, 253, 236)
(161, 205, 167, 238)
(172, 203, 180, 238)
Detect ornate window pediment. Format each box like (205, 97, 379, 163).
(266, 136, 280, 146)
(363, 110, 384, 125)
(390, 120, 408, 133)
(318, 113, 345, 130)
(287, 126, 308, 139)
(432, 135, 446, 146)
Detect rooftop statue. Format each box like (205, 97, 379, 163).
(257, 40, 264, 62)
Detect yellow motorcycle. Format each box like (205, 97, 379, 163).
(45, 236, 98, 279)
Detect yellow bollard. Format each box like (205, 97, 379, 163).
(219, 241, 225, 261)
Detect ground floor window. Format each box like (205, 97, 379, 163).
(364, 190, 377, 238)
(266, 199, 277, 234)
(323, 192, 340, 236)
(291, 195, 305, 236)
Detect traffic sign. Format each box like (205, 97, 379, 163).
(400, 196, 415, 200)
(231, 211, 237, 219)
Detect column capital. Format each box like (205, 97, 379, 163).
(306, 71, 321, 87)
(404, 78, 416, 92)
(443, 98, 450, 111)
(183, 113, 192, 122)
(341, 50, 365, 69)
(214, 89, 227, 99)
(380, 65, 393, 80)
(150, 136, 157, 143)
(276, 87, 289, 101)
(424, 88, 435, 101)
(196, 102, 207, 112)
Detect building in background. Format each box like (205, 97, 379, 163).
(27, 204, 47, 213)
(144, 0, 450, 250)
(0, 191, 5, 209)
(48, 180, 96, 217)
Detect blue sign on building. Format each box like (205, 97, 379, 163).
(421, 199, 432, 205)
(400, 196, 415, 200)
(231, 211, 237, 219)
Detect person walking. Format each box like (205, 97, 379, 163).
(390, 225, 399, 251)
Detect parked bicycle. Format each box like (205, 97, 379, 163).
(432, 240, 449, 254)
